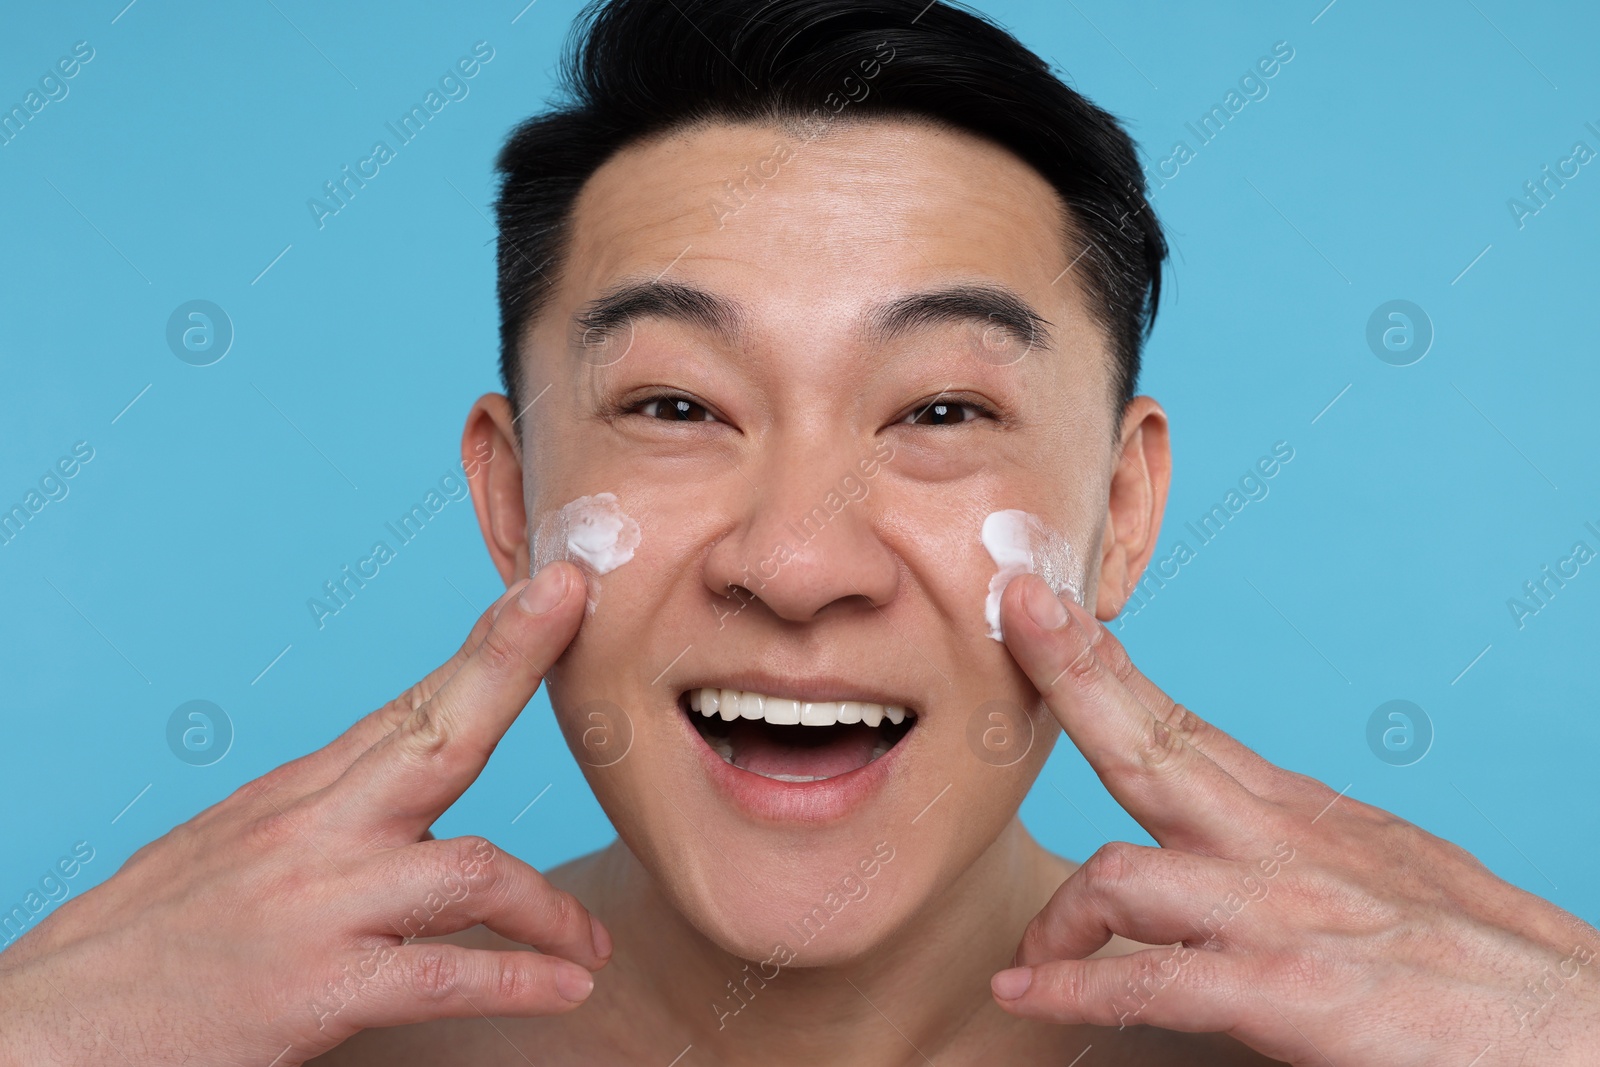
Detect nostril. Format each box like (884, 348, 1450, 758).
(717, 582, 762, 615)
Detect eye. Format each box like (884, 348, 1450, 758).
(900, 398, 992, 426)
(632, 394, 719, 422)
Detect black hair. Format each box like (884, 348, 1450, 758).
(493, 0, 1165, 413)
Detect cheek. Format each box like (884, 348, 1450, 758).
(530, 492, 642, 611)
(885, 491, 1089, 647)
(980, 509, 1083, 642)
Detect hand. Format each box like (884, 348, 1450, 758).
(989, 574, 1600, 1066)
(0, 562, 609, 1067)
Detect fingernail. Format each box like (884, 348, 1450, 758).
(590, 915, 613, 960)
(992, 966, 1034, 1000)
(519, 565, 567, 615)
(555, 962, 595, 1002)
(1024, 577, 1068, 631)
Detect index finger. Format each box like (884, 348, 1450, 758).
(327, 561, 586, 836)
(1072, 608, 1295, 802)
(270, 581, 530, 798)
(999, 574, 1270, 850)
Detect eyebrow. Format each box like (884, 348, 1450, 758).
(574, 279, 744, 341)
(866, 284, 1054, 354)
(571, 279, 1053, 354)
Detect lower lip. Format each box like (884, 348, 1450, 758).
(674, 701, 914, 824)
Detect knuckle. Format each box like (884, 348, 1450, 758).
(1063, 641, 1100, 684)
(408, 948, 463, 1001)
(1014, 917, 1045, 963)
(377, 694, 420, 730)
(540, 884, 583, 934)
(1081, 842, 1140, 892)
(476, 616, 527, 677)
(401, 701, 451, 761)
(229, 763, 295, 806)
(495, 954, 533, 1001)
(1134, 714, 1184, 770)
(1094, 625, 1131, 675)
(1040, 960, 1089, 1006)
(1259, 946, 1326, 995)
(241, 808, 299, 854)
(1165, 702, 1208, 744)
(454, 835, 500, 885)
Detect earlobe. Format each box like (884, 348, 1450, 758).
(1093, 397, 1171, 621)
(462, 393, 531, 587)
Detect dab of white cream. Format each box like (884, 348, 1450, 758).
(981, 510, 1080, 642)
(531, 493, 641, 612)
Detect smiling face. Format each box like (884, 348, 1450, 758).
(465, 117, 1169, 963)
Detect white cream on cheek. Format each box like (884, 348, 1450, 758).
(531, 492, 642, 612)
(981, 509, 1081, 642)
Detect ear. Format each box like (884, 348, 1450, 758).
(462, 393, 529, 587)
(1093, 395, 1171, 621)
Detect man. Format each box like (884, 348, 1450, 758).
(3, 1, 1595, 1064)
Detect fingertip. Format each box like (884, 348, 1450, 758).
(555, 960, 596, 1003)
(518, 562, 574, 615)
(589, 914, 613, 966)
(1022, 576, 1069, 631)
(991, 965, 1034, 1002)
(1002, 574, 1078, 642)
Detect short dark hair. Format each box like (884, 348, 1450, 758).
(494, 0, 1166, 414)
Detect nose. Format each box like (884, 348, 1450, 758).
(702, 438, 899, 623)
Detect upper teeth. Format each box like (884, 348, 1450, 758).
(688, 687, 908, 727)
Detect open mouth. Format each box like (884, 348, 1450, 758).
(681, 687, 917, 783)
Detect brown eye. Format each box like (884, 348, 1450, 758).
(902, 399, 985, 426)
(636, 395, 718, 422)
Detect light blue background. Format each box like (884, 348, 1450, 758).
(3, 0, 1596, 940)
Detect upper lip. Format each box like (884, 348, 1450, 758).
(675, 672, 920, 714)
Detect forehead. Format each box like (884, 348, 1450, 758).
(550, 117, 1100, 357)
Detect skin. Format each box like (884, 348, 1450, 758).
(2, 118, 1596, 1067)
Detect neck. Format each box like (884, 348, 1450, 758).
(581, 817, 1074, 1065)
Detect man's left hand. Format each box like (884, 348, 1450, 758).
(991, 574, 1600, 1066)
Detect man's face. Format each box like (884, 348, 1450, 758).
(502, 118, 1135, 961)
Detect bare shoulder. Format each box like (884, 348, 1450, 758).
(306, 848, 608, 1067)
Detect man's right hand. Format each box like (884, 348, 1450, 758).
(0, 561, 607, 1067)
